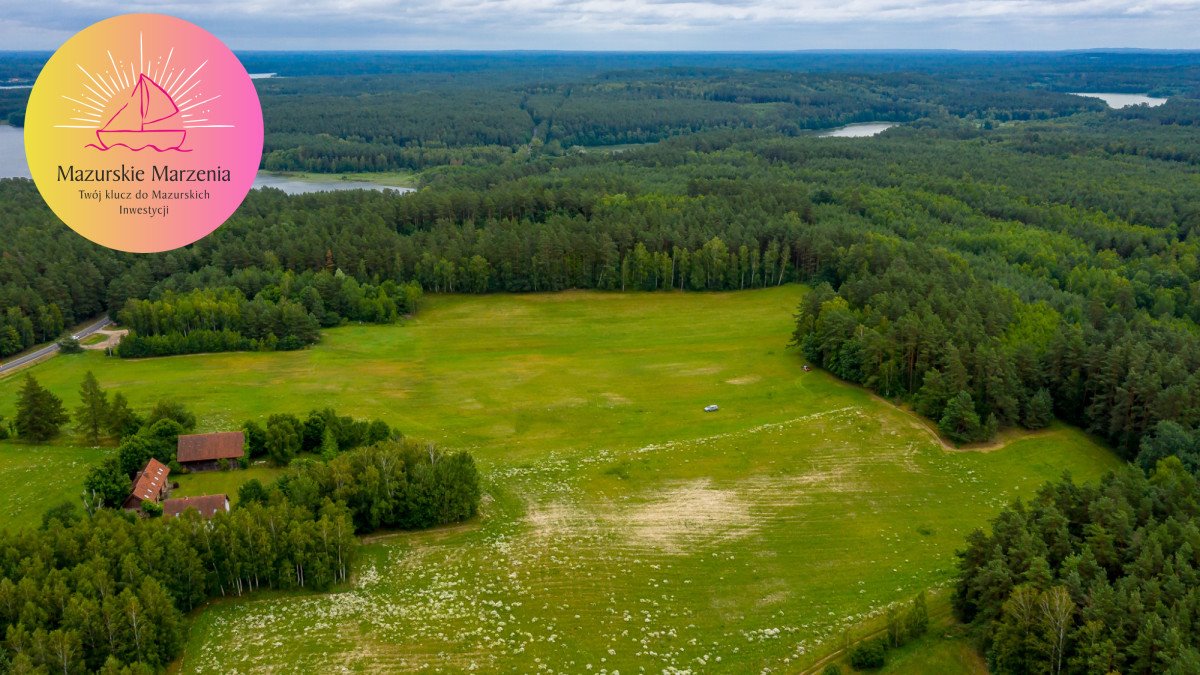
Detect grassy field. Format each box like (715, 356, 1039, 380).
(0, 443, 110, 529)
(880, 633, 989, 675)
(173, 465, 285, 504)
(259, 169, 418, 187)
(0, 288, 1119, 672)
(808, 590, 988, 675)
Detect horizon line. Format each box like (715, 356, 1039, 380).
(3, 47, 1200, 55)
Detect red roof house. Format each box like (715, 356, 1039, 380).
(177, 432, 245, 471)
(123, 458, 170, 510)
(163, 494, 230, 519)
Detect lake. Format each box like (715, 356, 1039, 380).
(1071, 92, 1168, 108)
(817, 122, 897, 138)
(253, 174, 413, 195)
(0, 125, 412, 194)
(0, 125, 28, 178)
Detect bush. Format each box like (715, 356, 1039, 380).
(849, 639, 886, 670)
(144, 400, 197, 432)
(41, 502, 82, 529)
(821, 664, 843, 675)
(57, 336, 83, 353)
(141, 500, 163, 517)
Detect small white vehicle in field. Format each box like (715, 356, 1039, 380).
(704, 404, 719, 412)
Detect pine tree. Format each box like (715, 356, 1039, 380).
(74, 371, 109, 445)
(105, 392, 142, 439)
(939, 391, 982, 444)
(320, 426, 339, 461)
(1025, 388, 1055, 429)
(243, 420, 268, 458)
(15, 374, 68, 442)
(906, 591, 929, 638)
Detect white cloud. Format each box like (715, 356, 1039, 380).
(1, 0, 1198, 48)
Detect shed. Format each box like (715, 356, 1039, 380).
(177, 432, 245, 471)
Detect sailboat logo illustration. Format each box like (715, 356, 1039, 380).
(56, 31, 233, 153)
(91, 73, 188, 151)
(27, 13, 264, 253)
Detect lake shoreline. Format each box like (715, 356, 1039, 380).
(0, 125, 416, 194)
(1069, 92, 1168, 108)
(816, 122, 898, 138)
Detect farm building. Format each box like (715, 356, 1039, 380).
(122, 458, 170, 510)
(177, 431, 246, 471)
(163, 494, 230, 519)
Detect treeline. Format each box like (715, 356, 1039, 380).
(115, 270, 421, 358)
(786, 213, 1200, 453)
(0, 503, 354, 673)
(242, 407, 393, 467)
(790, 240, 1200, 452)
(178, 177, 812, 294)
(0, 180, 131, 360)
(243, 441, 481, 533)
(953, 460, 1200, 673)
(251, 65, 1107, 173)
(117, 288, 318, 357)
(0, 452, 358, 673)
(0, 181, 427, 362)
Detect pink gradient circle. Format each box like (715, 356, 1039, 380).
(25, 14, 263, 252)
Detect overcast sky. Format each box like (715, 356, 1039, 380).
(2, 0, 1199, 50)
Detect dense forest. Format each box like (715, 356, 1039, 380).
(2, 60, 1200, 453)
(953, 459, 1200, 673)
(6, 97, 1200, 452)
(5, 51, 1197, 169)
(250, 67, 1106, 171)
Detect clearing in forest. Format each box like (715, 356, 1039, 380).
(0, 288, 1119, 672)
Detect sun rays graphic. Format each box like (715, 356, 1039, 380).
(55, 31, 234, 152)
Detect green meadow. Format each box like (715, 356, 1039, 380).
(0, 288, 1120, 671)
(0, 443, 109, 529)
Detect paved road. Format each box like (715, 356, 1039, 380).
(0, 315, 111, 375)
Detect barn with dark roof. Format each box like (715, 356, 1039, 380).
(177, 431, 245, 471)
(123, 458, 170, 510)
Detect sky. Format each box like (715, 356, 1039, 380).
(0, 0, 1198, 51)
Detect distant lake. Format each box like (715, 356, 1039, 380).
(1071, 93, 1168, 108)
(248, 73, 277, 80)
(0, 125, 29, 178)
(0, 84, 32, 90)
(252, 174, 414, 195)
(817, 123, 897, 138)
(1, 125, 412, 194)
